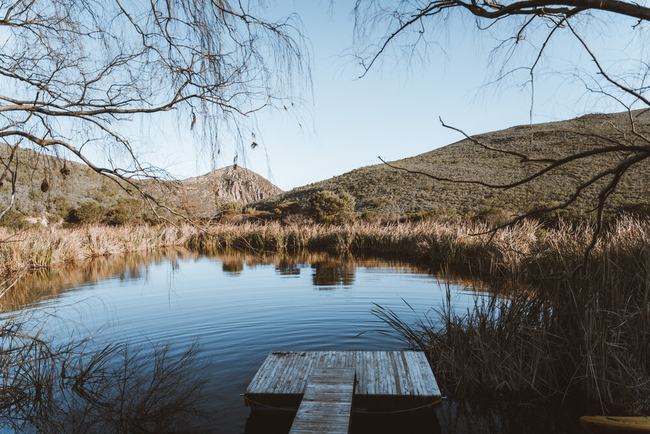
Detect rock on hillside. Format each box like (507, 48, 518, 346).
(254, 110, 650, 218)
(167, 166, 283, 217)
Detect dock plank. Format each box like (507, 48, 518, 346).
(289, 367, 355, 434)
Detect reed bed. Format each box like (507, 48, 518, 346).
(3, 217, 649, 279)
(0, 225, 195, 275)
(0, 313, 208, 433)
(373, 216, 650, 414)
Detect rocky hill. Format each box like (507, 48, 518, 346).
(152, 166, 283, 217)
(254, 110, 650, 219)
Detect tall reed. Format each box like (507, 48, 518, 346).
(374, 216, 650, 414)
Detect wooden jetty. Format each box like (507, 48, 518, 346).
(289, 367, 355, 434)
(244, 351, 441, 414)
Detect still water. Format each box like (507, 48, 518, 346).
(5, 250, 583, 433)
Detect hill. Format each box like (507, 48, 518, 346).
(253, 110, 650, 220)
(145, 166, 283, 218)
(0, 145, 281, 222)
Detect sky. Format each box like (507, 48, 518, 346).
(124, 1, 647, 191)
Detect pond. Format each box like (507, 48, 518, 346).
(2, 250, 584, 433)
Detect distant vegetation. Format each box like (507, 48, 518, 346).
(5, 111, 650, 229)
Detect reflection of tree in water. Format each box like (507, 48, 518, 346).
(222, 259, 244, 274)
(311, 262, 355, 288)
(275, 259, 300, 276)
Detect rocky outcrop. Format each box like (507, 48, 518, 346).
(173, 166, 282, 217)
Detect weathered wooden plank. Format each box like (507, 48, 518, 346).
(268, 353, 293, 393)
(410, 351, 435, 395)
(247, 353, 281, 394)
(362, 351, 374, 395)
(355, 351, 366, 395)
(279, 352, 304, 394)
(382, 351, 396, 395)
(400, 351, 416, 395)
(413, 351, 441, 396)
(388, 351, 403, 395)
(406, 351, 426, 395)
(289, 367, 355, 434)
(246, 354, 277, 394)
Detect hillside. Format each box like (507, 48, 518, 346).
(0, 145, 282, 221)
(254, 110, 650, 219)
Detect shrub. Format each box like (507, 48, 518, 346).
(220, 201, 243, 221)
(309, 190, 355, 222)
(104, 205, 130, 226)
(64, 202, 107, 226)
(103, 199, 145, 226)
(0, 209, 32, 230)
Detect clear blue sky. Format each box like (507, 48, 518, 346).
(140, 1, 643, 191)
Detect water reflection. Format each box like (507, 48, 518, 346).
(222, 259, 244, 274)
(311, 262, 355, 288)
(0, 250, 192, 312)
(2, 249, 458, 313)
(275, 259, 301, 277)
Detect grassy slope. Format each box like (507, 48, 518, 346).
(255, 110, 650, 218)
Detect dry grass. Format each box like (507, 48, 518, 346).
(373, 216, 650, 414)
(2, 217, 647, 279)
(0, 225, 195, 275)
(0, 313, 208, 433)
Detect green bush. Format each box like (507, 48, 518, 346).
(104, 205, 130, 226)
(64, 202, 107, 226)
(277, 201, 301, 215)
(0, 209, 32, 230)
(103, 199, 146, 226)
(309, 190, 355, 222)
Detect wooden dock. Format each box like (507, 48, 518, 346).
(289, 367, 355, 434)
(245, 351, 441, 413)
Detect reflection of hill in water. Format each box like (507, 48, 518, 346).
(2, 249, 496, 312)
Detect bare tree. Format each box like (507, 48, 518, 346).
(353, 0, 650, 258)
(0, 0, 308, 220)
